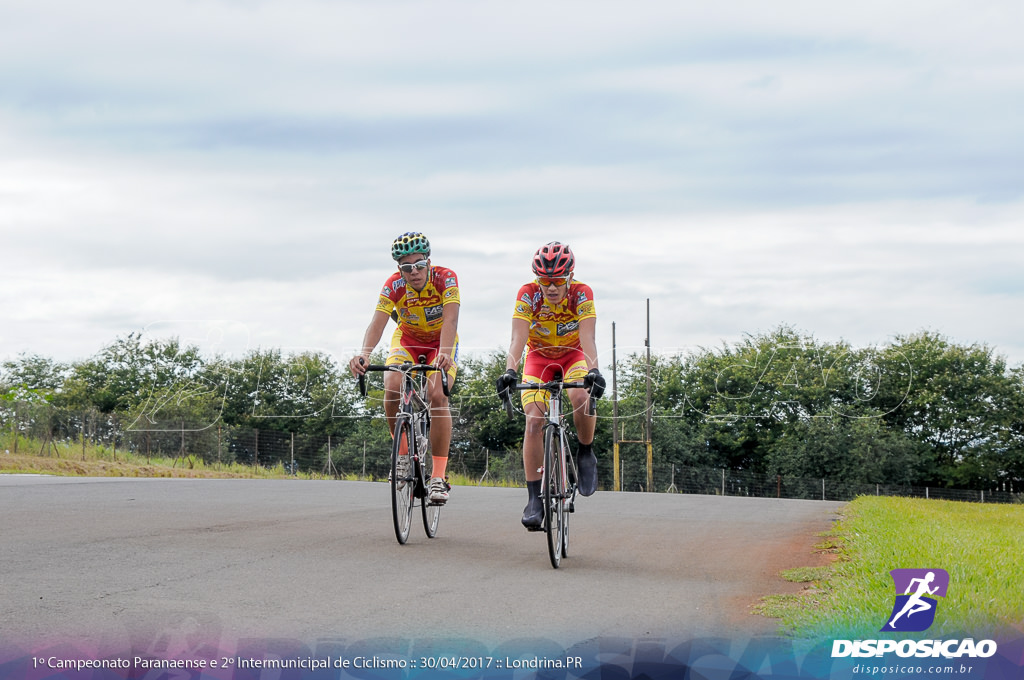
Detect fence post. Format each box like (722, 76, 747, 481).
(721, 469, 725, 496)
(822, 478, 825, 501)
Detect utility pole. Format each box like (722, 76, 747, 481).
(611, 299, 654, 491)
(612, 322, 620, 492)
(645, 298, 654, 492)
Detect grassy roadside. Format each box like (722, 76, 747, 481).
(756, 495, 1024, 640)
(0, 439, 510, 487)
(0, 450, 316, 479)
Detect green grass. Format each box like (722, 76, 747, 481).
(1, 435, 518, 487)
(757, 495, 1024, 640)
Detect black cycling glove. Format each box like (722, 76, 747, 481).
(583, 368, 606, 400)
(496, 369, 518, 399)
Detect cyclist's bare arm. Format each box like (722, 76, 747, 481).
(349, 309, 391, 376)
(506, 317, 530, 372)
(435, 302, 460, 372)
(578, 316, 599, 371)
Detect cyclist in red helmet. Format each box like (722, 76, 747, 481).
(497, 241, 606, 529)
(349, 232, 460, 504)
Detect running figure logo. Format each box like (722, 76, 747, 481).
(882, 568, 950, 632)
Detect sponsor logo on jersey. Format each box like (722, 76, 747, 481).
(557, 321, 579, 336)
(407, 292, 442, 308)
(424, 305, 444, 322)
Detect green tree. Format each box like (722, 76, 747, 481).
(1, 353, 69, 394)
(210, 349, 356, 434)
(877, 332, 1019, 488)
(60, 333, 207, 414)
(449, 351, 523, 455)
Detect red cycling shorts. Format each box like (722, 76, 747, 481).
(520, 347, 588, 407)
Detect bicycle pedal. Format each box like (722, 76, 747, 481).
(524, 525, 544, 532)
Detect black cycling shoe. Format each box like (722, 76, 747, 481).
(578, 449, 598, 496)
(521, 497, 544, 530)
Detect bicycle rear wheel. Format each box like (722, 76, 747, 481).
(419, 434, 441, 538)
(391, 417, 415, 544)
(543, 425, 565, 568)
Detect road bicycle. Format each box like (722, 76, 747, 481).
(358, 357, 450, 545)
(501, 373, 596, 568)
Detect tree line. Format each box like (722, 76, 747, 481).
(2, 326, 1022, 492)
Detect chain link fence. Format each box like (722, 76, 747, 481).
(2, 402, 1019, 504)
(630, 461, 1020, 504)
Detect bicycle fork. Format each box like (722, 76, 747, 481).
(542, 423, 576, 514)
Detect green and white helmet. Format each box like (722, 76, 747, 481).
(391, 232, 431, 260)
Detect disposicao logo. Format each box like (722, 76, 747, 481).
(882, 568, 949, 633)
(831, 567, 998, 660)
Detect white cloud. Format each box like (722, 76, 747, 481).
(2, 0, 1024, 370)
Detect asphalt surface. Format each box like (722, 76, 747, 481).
(1, 475, 846, 653)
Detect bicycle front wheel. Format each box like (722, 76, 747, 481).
(420, 439, 441, 538)
(391, 417, 415, 544)
(543, 424, 565, 568)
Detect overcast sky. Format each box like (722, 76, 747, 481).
(2, 0, 1023, 373)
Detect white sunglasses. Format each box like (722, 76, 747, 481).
(398, 259, 429, 274)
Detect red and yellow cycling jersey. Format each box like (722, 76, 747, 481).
(512, 280, 596, 358)
(376, 266, 460, 344)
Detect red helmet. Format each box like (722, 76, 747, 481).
(532, 241, 575, 277)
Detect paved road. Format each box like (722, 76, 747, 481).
(1, 475, 845, 653)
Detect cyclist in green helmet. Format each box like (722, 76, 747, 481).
(349, 232, 461, 504)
